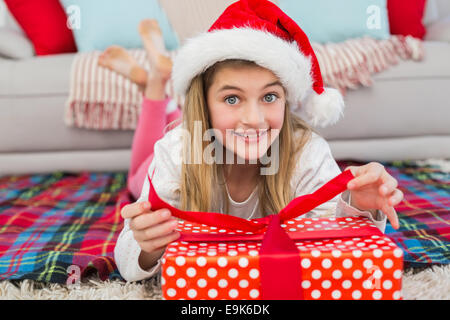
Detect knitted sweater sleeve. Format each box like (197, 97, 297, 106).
(293, 133, 387, 233)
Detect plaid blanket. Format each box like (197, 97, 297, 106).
(64, 35, 423, 130)
(0, 172, 131, 284)
(338, 159, 450, 268)
(0, 160, 448, 284)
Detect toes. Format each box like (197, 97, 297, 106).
(105, 46, 131, 61)
(138, 19, 161, 35)
(107, 46, 121, 56)
(104, 45, 117, 53)
(98, 53, 107, 64)
(138, 20, 150, 34)
(98, 57, 110, 68)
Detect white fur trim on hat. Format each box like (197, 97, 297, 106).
(172, 27, 313, 109)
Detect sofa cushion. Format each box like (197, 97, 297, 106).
(0, 53, 74, 96)
(0, 54, 134, 153)
(424, 0, 440, 26)
(319, 77, 450, 141)
(318, 41, 450, 141)
(0, 94, 135, 154)
(435, 0, 450, 20)
(425, 15, 450, 42)
(373, 41, 450, 80)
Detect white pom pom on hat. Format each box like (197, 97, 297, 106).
(172, 0, 345, 128)
(297, 87, 345, 128)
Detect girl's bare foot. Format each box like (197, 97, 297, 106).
(138, 19, 172, 81)
(98, 45, 148, 88)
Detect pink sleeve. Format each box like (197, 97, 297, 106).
(128, 96, 171, 181)
(128, 97, 182, 199)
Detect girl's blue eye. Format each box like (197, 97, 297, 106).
(225, 96, 239, 105)
(264, 94, 278, 103)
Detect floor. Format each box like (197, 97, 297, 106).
(1, 264, 449, 300)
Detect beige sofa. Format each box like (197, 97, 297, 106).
(0, 0, 449, 176)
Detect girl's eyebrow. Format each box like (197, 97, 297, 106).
(217, 81, 283, 93)
(263, 81, 283, 89)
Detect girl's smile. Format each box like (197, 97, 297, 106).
(231, 128, 268, 143)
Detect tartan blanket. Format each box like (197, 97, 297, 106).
(0, 172, 131, 284)
(0, 160, 448, 284)
(64, 35, 424, 130)
(339, 159, 450, 268)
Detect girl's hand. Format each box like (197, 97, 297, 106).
(121, 201, 180, 253)
(345, 162, 404, 230)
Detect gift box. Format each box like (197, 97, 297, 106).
(161, 216, 403, 300)
(145, 168, 403, 300)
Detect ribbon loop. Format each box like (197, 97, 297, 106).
(279, 169, 354, 221)
(147, 169, 355, 232)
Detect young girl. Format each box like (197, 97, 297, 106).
(98, 19, 182, 199)
(113, 0, 404, 282)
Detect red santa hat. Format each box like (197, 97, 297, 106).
(172, 0, 344, 128)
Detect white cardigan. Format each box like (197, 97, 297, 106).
(114, 125, 387, 282)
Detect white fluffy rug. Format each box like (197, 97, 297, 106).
(0, 265, 448, 300)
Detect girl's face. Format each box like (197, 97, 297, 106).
(206, 64, 286, 163)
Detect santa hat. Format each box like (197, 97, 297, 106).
(172, 0, 344, 128)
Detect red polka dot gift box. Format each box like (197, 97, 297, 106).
(146, 169, 403, 300)
(161, 216, 403, 300)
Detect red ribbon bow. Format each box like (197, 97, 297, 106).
(147, 169, 382, 300)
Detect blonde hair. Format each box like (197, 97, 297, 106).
(179, 60, 316, 216)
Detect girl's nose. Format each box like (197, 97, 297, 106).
(241, 101, 265, 125)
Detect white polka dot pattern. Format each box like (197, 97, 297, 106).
(161, 217, 403, 300)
